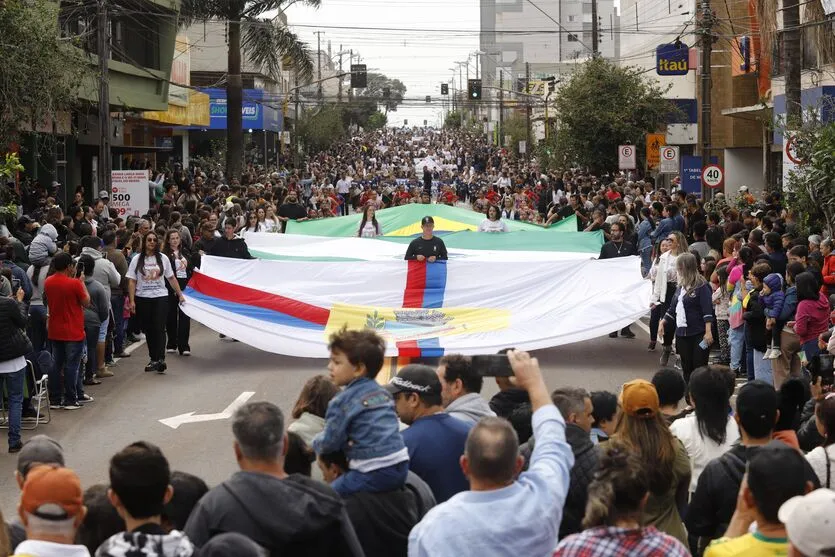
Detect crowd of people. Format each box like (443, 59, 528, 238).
(1, 126, 835, 556)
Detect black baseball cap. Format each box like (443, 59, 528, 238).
(421, 216, 434, 226)
(385, 364, 441, 396)
(736, 380, 778, 437)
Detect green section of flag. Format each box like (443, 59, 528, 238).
(285, 204, 578, 237)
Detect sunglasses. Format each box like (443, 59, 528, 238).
(146, 238, 157, 243)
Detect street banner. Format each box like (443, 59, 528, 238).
(182, 255, 650, 358)
(110, 170, 150, 217)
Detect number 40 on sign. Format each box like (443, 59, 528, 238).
(701, 164, 724, 189)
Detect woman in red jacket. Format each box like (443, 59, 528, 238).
(820, 239, 835, 299)
(790, 271, 831, 363)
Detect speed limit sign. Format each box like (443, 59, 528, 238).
(701, 164, 724, 189)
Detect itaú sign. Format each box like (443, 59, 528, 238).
(656, 43, 690, 75)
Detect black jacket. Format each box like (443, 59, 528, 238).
(686, 442, 820, 540)
(208, 236, 253, 260)
(184, 471, 364, 557)
(489, 388, 530, 418)
(0, 297, 31, 362)
(799, 398, 825, 452)
(559, 424, 600, 539)
(743, 290, 768, 352)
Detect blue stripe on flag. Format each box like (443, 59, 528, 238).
(185, 288, 326, 331)
(423, 261, 447, 309)
(417, 337, 444, 357)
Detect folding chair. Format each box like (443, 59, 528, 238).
(0, 360, 50, 430)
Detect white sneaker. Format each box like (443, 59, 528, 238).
(768, 349, 783, 360)
(181, 350, 191, 356)
(78, 394, 94, 403)
(763, 349, 773, 360)
(166, 348, 176, 354)
(62, 403, 83, 410)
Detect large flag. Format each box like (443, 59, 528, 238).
(182, 254, 651, 358)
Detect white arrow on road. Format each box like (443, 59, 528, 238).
(159, 391, 256, 430)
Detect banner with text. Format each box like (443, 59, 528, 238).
(110, 170, 150, 218)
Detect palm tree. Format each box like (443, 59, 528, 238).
(180, 0, 316, 180)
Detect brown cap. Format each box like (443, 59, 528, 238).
(621, 379, 660, 418)
(20, 465, 83, 520)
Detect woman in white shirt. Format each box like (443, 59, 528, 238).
(357, 205, 382, 238)
(127, 231, 185, 374)
(263, 205, 280, 232)
(670, 365, 739, 494)
(649, 231, 688, 355)
(478, 205, 510, 233)
(239, 211, 264, 238)
(806, 393, 835, 488)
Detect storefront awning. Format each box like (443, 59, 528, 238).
(721, 103, 773, 121)
(142, 91, 210, 127)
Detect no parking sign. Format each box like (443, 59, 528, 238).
(618, 145, 636, 170)
(659, 146, 679, 174)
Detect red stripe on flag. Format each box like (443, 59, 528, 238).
(402, 260, 427, 308)
(398, 261, 429, 357)
(189, 271, 331, 326)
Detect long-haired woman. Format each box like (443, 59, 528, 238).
(650, 231, 688, 359)
(263, 205, 280, 233)
(664, 253, 714, 383)
(357, 204, 382, 238)
(127, 231, 185, 374)
(478, 205, 510, 233)
(554, 440, 690, 556)
(727, 245, 755, 377)
(610, 379, 691, 545)
(670, 366, 739, 495)
(239, 211, 264, 238)
(162, 228, 193, 356)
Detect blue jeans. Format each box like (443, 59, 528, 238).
(0, 368, 24, 446)
(331, 460, 409, 496)
(801, 339, 821, 364)
(111, 294, 125, 354)
(752, 349, 774, 385)
(640, 247, 652, 277)
(50, 340, 83, 406)
(729, 325, 745, 372)
(27, 305, 48, 353)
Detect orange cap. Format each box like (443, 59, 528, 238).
(20, 465, 83, 519)
(621, 379, 660, 418)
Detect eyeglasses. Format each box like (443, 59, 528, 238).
(146, 238, 157, 243)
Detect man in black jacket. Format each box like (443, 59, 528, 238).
(686, 380, 820, 548)
(208, 219, 253, 260)
(599, 221, 636, 339)
(549, 387, 597, 540)
(184, 402, 364, 556)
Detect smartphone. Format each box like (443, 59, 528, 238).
(11, 278, 20, 294)
(471, 354, 514, 377)
(813, 353, 835, 386)
(699, 338, 710, 350)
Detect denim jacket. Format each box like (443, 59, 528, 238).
(312, 376, 406, 462)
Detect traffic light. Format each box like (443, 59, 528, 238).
(350, 64, 367, 88)
(467, 79, 482, 100)
(441, 83, 449, 95)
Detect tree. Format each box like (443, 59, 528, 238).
(181, 0, 316, 179)
(345, 72, 406, 128)
(297, 105, 346, 153)
(785, 118, 835, 237)
(444, 111, 462, 130)
(365, 111, 387, 130)
(553, 57, 675, 172)
(0, 0, 90, 151)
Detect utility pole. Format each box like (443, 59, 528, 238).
(349, 49, 354, 103)
(498, 69, 504, 148)
(315, 31, 323, 104)
(294, 70, 300, 169)
(96, 0, 111, 198)
(591, 0, 599, 57)
(338, 44, 343, 104)
(525, 62, 531, 160)
(784, 0, 801, 125)
(699, 0, 715, 199)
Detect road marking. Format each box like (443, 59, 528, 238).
(159, 391, 256, 429)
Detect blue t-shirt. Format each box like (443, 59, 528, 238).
(402, 413, 473, 502)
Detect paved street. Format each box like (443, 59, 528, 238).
(0, 320, 657, 518)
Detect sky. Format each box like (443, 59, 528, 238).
(283, 0, 481, 127)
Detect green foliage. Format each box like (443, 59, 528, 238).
(785, 120, 835, 237)
(345, 73, 407, 128)
(298, 105, 347, 152)
(553, 57, 676, 173)
(366, 111, 388, 130)
(503, 115, 528, 156)
(0, 0, 90, 149)
(444, 111, 462, 129)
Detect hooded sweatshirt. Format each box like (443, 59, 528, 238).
(27, 224, 58, 266)
(794, 292, 831, 343)
(95, 526, 193, 557)
(80, 247, 120, 301)
(183, 471, 363, 557)
(760, 273, 785, 318)
(445, 393, 496, 425)
(12, 539, 91, 557)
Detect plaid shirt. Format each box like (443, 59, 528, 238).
(554, 526, 690, 556)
